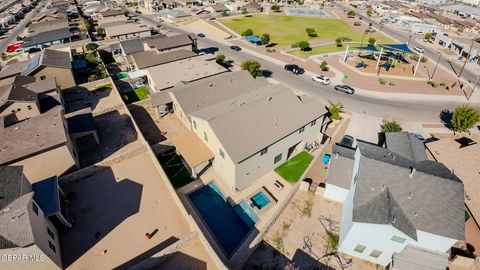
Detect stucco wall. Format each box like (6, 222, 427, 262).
(11, 145, 76, 183)
(324, 183, 349, 203)
(33, 67, 75, 90)
(0, 245, 60, 270)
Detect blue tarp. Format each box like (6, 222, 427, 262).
(246, 35, 261, 43)
(380, 43, 416, 54)
(358, 44, 379, 52)
(32, 176, 60, 217)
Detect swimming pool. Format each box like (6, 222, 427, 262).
(189, 182, 258, 257)
(251, 191, 271, 209)
(287, 9, 325, 17)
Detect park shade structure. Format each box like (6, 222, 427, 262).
(376, 43, 422, 76)
(245, 35, 262, 45)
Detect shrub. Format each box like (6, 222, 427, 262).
(336, 38, 342, 47)
(241, 60, 262, 77)
(424, 32, 433, 40)
(221, 10, 229, 17)
(85, 43, 99, 51)
(88, 74, 98, 82)
(327, 101, 343, 121)
(451, 105, 480, 133)
(366, 8, 373, 17)
(215, 54, 225, 64)
(306, 28, 317, 37)
(84, 53, 97, 65)
(347, 10, 356, 17)
(271, 4, 281, 12)
(320, 61, 329, 71)
(241, 8, 248, 15)
(298, 41, 310, 51)
(381, 120, 402, 132)
(96, 27, 105, 37)
(241, 28, 253, 36)
(378, 77, 386, 85)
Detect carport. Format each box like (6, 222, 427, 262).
(171, 131, 214, 178)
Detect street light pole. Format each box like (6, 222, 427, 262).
(458, 38, 474, 78)
(431, 52, 441, 80)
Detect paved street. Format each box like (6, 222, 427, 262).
(126, 10, 479, 125)
(0, 1, 47, 52)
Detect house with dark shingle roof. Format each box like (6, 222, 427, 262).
(143, 33, 197, 53)
(20, 49, 75, 89)
(324, 137, 464, 267)
(0, 166, 68, 269)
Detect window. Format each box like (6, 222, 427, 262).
(299, 126, 305, 133)
(47, 228, 55, 240)
(369, 249, 383, 258)
(354, 244, 366, 253)
(40, 76, 46, 80)
(27, 105, 32, 110)
(32, 202, 38, 215)
(48, 241, 56, 253)
(274, 153, 282, 164)
(391, 235, 406, 244)
(311, 119, 316, 126)
(193, 120, 197, 129)
(219, 148, 225, 159)
(260, 147, 268, 156)
(203, 131, 208, 142)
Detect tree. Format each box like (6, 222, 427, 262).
(215, 54, 225, 64)
(298, 40, 310, 51)
(85, 43, 99, 51)
(450, 105, 480, 133)
(327, 101, 343, 121)
(320, 61, 329, 71)
(368, 37, 376, 45)
(221, 10, 229, 17)
(424, 32, 433, 40)
(241, 60, 262, 77)
(347, 10, 356, 18)
(84, 53, 97, 65)
(261, 33, 270, 45)
(96, 27, 105, 37)
(305, 28, 317, 37)
(366, 8, 373, 17)
(241, 8, 248, 15)
(381, 120, 402, 133)
(335, 37, 342, 47)
(241, 28, 253, 36)
(271, 4, 281, 12)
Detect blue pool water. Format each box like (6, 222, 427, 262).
(189, 182, 258, 257)
(251, 191, 271, 209)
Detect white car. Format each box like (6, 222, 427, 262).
(414, 46, 424, 53)
(311, 75, 330, 85)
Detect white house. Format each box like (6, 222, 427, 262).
(159, 71, 328, 192)
(325, 133, 465, 268)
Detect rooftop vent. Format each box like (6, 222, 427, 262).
(408, 192, 412, 199)
(409, 167, 416, 178)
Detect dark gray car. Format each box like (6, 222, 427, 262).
(334, 85, 355, 94)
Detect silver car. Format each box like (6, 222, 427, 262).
(334, 85, 355, 94)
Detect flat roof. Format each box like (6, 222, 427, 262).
(146, 56, 227, 90)
(0, 107, 67, 165)
(130, 50, 196, 69)
(104, 22, 150, 37)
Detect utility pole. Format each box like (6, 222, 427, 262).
(358, 30, 367, 56)
(431, 52, 441, 80)
(458, 38, 474, 78)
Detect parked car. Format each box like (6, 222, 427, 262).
(6, 41, 24, 53)
(197, 33, 205, 37)
(414, 46, 424, 53)
(334, 85, 355, 94)
(284, 64, 304, 75)
(135, 9, 142, 14)
(230, 45, 241, 51)
(339, 135, 354, 148)
(311, 75, 330, 85)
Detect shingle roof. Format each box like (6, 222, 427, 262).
(0, 60, 30, 79)
(352, 142, 465, 241)
(393, 244, 448, 270)
(130, 49, 196, 69)
(0, 192, 35, 249)
(385, 132, 427, 162)
(144, 33, 196, 51)
(0, 166, 28, 210)
(326, 144, 355, 189)
(0, 107, 68, 165)
(192, 85, 326, 163)
(22, 27, 71, 48)
(169, 70, 268, 118)
(41, 49, 72, 69)
(119, 38, 145, 55)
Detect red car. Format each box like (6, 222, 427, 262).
(6, 41, 24, 53)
